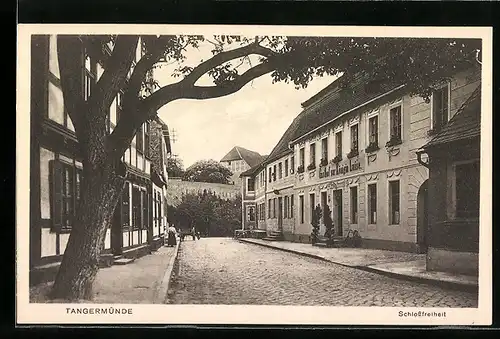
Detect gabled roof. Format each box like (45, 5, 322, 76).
(422, 85, 481, 149)
(220, 146, 265, 168)
(240, 157, 268, 177)
(264, 74, 404, 164)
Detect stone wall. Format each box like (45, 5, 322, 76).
(167, 178, 240, 207)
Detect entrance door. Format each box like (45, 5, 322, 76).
(333, 189, 343, 237)
(417, 180, 428, 253)
(278, 197, 283, 231)
(320, 191, 328, 236)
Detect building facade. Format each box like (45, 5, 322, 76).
(220, 146, 266, 186)
(241, 66, 481, 254)
(418, 86, 481, 275)
(29, 35, 172, 285)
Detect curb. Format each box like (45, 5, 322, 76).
(239, 239, 477, 293)
(356, 266, 478, 293)
(153, 239, 181, 304)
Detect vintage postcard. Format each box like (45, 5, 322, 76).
(16, 24, 492, 325)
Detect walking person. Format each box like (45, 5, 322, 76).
(191, 226, 196, 241)
(167, 224, 177, 247)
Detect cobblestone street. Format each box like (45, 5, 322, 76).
(166, 238, 478, 307)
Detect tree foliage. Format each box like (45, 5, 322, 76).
(182, 159, 234, 184)
(167, 191, 241, 237)
(166, 157, 185, 178)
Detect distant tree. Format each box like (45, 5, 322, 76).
(183, 160, 234, 184)
(166, 157, 185, 178)
(171, 192, 241, 237)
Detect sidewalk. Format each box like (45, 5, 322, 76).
(30, 242, 179, 304)
(239, 238, 478, 291)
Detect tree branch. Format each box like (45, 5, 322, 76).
(123, 35, 173, 108)
(144, 60, 274, 111)
(108, 60, 275, 158)
(182, 62, 275, 100)
(92, 35, 138, 115)
(181, 42, 278, 86)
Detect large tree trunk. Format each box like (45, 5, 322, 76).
(50, 159, 125, 301)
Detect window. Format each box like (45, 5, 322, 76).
(50, 159, 83, 232)
(368, 116, 378, 145)
(273, 198, 277, 218)
(299, 148, 305, 167)
(290, 156, 295, 173)
(390, 106, 402, 141)
(247, 177, 255, 192)
(284, 159, 289, 177)
(309, 193, 315, 223)
(278, 162, 283, 179)
(389, 180, 400, 224)
(432, 84, 450, 131)
(284, 196, 289, 218)
(273, 165, 277, 181)
(335, 132, 343, 157)
(368, 184, 377, 224)
(121, 182, 130, 227)
(350, 186, 358, 224)
(290, 195, 294, 218)
(350, 124, 359, 152)
(299, 195, 305, 223)
(321, 138, 328, 162)
(142, 190, 149, 231)
(268, 199, 272, 218)
(144, 122, 150, 158)
(132, 186, 141, 229)
(136, 124, 144, 154)
(247, 206, 256, 222)
(116, 91, 123, 123)
(268, 168, 272, 183)
(455, 161, 480, 218)
(309, 143, 316, 166)
(83, 52, 96, 101)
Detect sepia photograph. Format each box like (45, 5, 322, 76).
(16, 24, 492, 325)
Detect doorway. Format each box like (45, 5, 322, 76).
(417, 180, 429, 253)
(333, 189, 343, 237)
(320, 191, 328, 236)
(278, 197, 283, 231)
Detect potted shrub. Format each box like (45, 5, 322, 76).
(297, 165, 305, 173)
(307, 163, 316, 171)
(319, 158, 328, 167)
(310, 204, 322, 244)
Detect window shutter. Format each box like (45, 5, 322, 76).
(49, 160, 63, 233)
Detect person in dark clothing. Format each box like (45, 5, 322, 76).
(167, 225, 177, 247)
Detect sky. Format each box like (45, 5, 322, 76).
(154, 40, 338, 168)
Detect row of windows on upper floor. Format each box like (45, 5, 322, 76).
(246, 83, 451, 191)
(295, 84, 451, 173)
